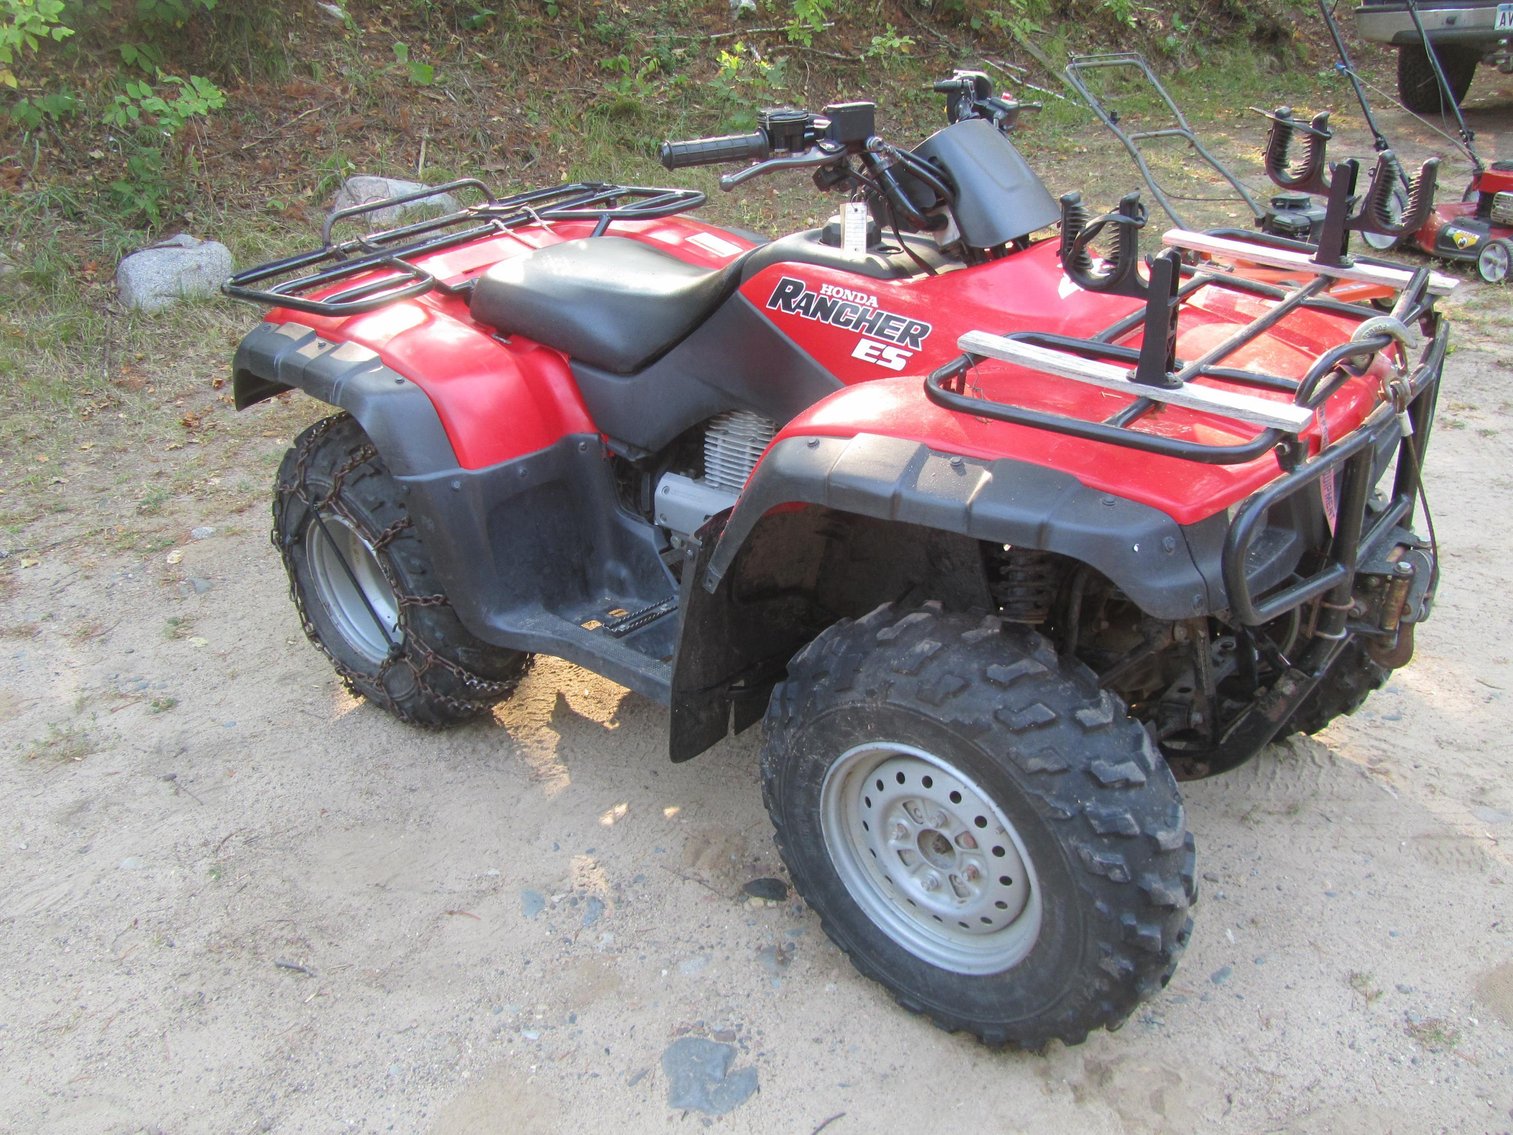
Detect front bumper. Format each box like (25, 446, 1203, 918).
(1356, 1, 1508, 47)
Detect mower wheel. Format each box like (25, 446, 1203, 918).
(760, 602, 1194, 1048)
(1360, 183, 1407, 253)
(1477, 238, 1511, 285)
(1396, 43, 1477, 114)
(274, 413, 531, 726)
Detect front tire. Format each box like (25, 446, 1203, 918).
(1283, 640, 1390, 737)
(273, 414, 530, 726)
(761, 603, 1194, 1048)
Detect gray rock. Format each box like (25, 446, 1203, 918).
(116, 235, 233, 312)
(119, 856, 145, 870)
(582, 896, 605, 928)
(1210, 965, 1233, 985)
(331, 177, 459, 228)
(520, 889, 545, 919)
(661, 1037, 758, 1116)
(741, 877, 788, 902)
(190, 526, 217, 541)
(756, 942, 794, 981)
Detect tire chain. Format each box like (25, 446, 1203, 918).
(273, 415, 524, 726)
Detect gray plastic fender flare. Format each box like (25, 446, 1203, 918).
(232, 321, 460, 478)
(703, 433, 1228, 620)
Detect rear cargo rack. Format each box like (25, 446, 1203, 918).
(223, 179, 706, 317)
(927, 228, 1450, 466)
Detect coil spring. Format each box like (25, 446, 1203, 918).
(990, 546, 1060, 624)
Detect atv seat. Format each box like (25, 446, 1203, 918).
(470, 237, 743, 374)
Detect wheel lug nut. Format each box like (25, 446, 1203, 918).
(932, 811, 949, 829)
(922, 873, 941, 892)
(891, 822, 909, 841)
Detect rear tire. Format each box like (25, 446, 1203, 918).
(761, 603, 1194, 1048)
(1396, 43, 1477, 114)
(273, 413, 530, 726)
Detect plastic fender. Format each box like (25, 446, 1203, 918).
(738, 239, 1141, 387)
(233, 315, 593, 472)
(745, 375, 1329, 525)
(232, 321, 460, 478)
(233, 213, 760, 470)
(703, 378, 1231, 621)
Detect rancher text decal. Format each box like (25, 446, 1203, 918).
(765, 276, 933, 371)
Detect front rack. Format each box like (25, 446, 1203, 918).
(926, 228, 1452, 467)
(223, 179, 707, 317)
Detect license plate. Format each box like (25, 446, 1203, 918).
(1498, 3, 1513, 31)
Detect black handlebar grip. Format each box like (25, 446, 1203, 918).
(658, 131, 769, 170)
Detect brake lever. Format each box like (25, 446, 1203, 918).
(718, 144, 848, 191)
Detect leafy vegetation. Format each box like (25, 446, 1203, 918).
(0, 0, 1363, 484)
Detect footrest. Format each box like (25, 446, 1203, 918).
(600, 596, 680, 639)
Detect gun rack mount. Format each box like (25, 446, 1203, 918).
(927, 226, 1451, 467)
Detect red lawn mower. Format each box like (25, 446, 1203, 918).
(1323, 0, 1513, 282)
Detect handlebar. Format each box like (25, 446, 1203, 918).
(659, 131, 770, 171)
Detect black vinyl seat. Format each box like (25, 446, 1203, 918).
(470, 237, 744, 374)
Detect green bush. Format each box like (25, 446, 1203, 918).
(4, 0, 227, 227)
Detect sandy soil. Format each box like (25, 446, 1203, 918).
(3, 79, 1513, 1135)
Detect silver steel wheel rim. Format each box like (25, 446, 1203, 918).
(1480, 241, 1510, 283)
(305, 513, 401, 664)
(820, 742, 1043, 975)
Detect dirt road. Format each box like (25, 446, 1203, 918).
(3, 76, 1513, 1135)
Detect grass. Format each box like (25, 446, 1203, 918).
(1348, 970, 1384, 1004)
(163, 614, 197, 640)
(1403, 1015, 1461, 1052)
(23, 721, 98, 765)
(0, 0, 1432, 552)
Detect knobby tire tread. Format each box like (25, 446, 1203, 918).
(761, 602, 1195, 1049)
(273, 413, 530, 726)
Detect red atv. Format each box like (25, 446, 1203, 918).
(226, 75, 1449, 1048)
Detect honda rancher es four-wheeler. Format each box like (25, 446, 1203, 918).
(225, 74, 1449, 1048)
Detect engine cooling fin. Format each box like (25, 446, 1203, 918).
(704, 411, 777, 493)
